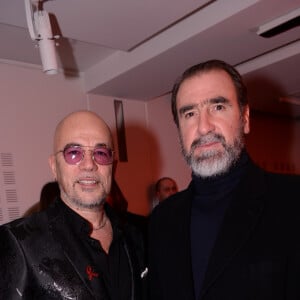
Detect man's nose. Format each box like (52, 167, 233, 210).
(197, 112, 215, 134)
(79, 150, 97, 170)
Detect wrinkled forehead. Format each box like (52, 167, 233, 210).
(53, 113, 112, 152)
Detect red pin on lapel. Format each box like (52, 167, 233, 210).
(86, 265, 99, 281)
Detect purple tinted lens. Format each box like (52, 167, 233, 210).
(93, 147, 113, 165)
(62, 146, 113, 165)
(63, 147, 84, 164)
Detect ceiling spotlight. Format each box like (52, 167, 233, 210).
(24, 0, 60, 74)
(256, 8, 300, 38)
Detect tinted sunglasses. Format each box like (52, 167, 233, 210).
(56, 145, 114, 166)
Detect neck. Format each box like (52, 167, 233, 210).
(91, 217, 113, 254)
(93, 214, 108, 230)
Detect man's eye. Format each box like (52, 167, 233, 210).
(95, 150, 107, 157)
(214, 104, 225, 111)
(67, 149, 81, 156)
(184, 111, 195, 119)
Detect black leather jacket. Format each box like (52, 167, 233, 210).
(0, 199, 148, 299)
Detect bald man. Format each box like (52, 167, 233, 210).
(0, 110, 148, 299)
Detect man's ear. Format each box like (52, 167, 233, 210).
(48, 155, 57, 179)
(243, 105, 250, 134)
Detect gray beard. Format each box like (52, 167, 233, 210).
(59, 181, 108, 210)
(180, 130, 245, 178)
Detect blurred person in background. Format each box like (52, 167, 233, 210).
(152, 177, 178, 209)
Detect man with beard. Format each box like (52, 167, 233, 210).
(0, 110, 148, 299)
(148, 60, 300, 300)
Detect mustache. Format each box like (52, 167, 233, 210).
(190, 133, 225, 150)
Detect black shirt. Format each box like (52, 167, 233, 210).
(59, 200, 132, 300)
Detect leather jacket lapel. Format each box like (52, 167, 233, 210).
(48, 207, 96, 298)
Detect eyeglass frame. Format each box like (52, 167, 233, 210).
(55, 143, 114, 166)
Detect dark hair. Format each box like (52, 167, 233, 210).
(39, 181, 60, 210)
(171, 59, 248, 127)
(155, 177, 176, 192)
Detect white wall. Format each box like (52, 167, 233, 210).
(0, 63, 87, 222)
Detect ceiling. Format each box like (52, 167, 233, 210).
(0, 0, 300, 119)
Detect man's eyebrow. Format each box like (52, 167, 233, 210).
(200, 96, 229, 107)
(95, 143, 110, 148)
(63, 143, 109, 148)
(178, 104, 197, 116)
(178, 96, 230, 115)
(64, 143, 81, 148)
(209, 96, 229, 104)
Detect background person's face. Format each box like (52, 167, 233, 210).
(176, 70, 249, 177)
(157, 179, 178, 202)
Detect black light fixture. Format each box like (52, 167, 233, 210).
(256, 8, 300, 38)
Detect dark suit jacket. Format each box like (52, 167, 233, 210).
(0, 199, 148, 299)
(148, 161, 300, 300)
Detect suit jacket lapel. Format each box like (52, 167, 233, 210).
(174, 188, 196, 299)
(151, 187, 196, 299)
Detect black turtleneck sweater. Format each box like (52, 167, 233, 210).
(191, 150, 249, 298)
